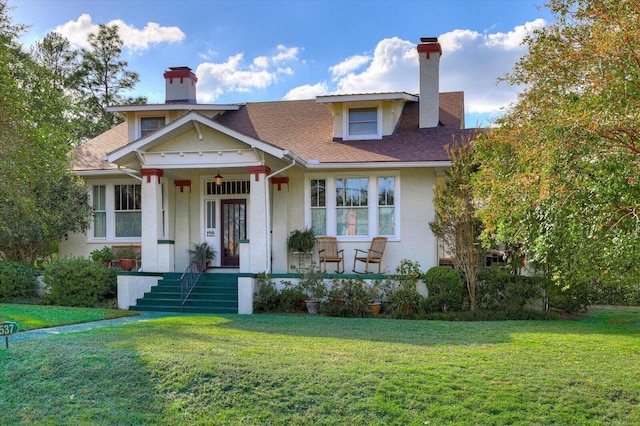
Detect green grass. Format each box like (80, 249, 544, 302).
(1, 306, 639, 425)
(0, 303, 138, 331)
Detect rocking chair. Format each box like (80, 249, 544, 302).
(317, 236, 344, 273)
(352, 237, 387, 274)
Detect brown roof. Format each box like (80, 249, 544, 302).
(217, 92, 478, 163)
(72, 122, 127, 172)
(72, 93, 479, 171)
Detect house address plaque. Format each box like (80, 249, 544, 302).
(0, 321, 19, 349)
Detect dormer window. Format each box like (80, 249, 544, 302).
(140, 116, 166, 138)
(344, 104, 381, 140)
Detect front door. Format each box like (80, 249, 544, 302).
(221, 199, 246, 267)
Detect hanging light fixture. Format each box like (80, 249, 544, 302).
(215, 170, 223, 186)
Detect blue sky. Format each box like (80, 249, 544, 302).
(8, 0, 553, 127)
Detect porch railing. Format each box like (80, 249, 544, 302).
(180, 243, 209, 312)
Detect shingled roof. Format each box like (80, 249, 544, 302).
(73, 92, 479, 172)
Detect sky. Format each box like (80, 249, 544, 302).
(8, 0, 554, 128)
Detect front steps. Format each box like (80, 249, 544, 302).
(130, 272, 239, 314)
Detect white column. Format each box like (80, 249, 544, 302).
(247, 165, 270, 273)
(140, 168, 164, 272)
(174, 180, 191, 271)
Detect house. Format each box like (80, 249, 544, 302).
(61, 37, 480, 313)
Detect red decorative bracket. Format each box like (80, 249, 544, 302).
(271, 176, 289, 191)
(141, 168, 164, 183)
(247, 165, 271, 182)
(175, 180, 192, 193)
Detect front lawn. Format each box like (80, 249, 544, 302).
(1, 306, 639, 424)
(0, 303, 137, 331)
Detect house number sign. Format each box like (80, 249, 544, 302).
(0, 321, 18, 349)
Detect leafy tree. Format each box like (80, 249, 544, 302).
(0, 0, 91, 264)
(429, 141, 483, 310)
(473, 0, 640, 293)
(70, 23, 145, 139)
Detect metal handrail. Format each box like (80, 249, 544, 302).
(180, 243, 208, 312)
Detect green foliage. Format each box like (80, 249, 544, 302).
(590, 281, 640, 306)
(429, 141, 483, 310)
(297, 264, 327, 300)
(325, 277, 376, 317)
(476, 268, 545, 312)
(287, 228, 315, 252)
(0, 261, 38, 302)
(278, 281, 306, 313)
(90, 246, 113, 262)
(473, 0, 640, 297)
(43, 257, 116, 307)
(254, 273, 279, 313)
(423, 266, 465, 312)
(546, 280, 591, 314)
(115, 247, 137, 259)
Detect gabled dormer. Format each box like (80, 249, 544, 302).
(315, 93, 418, 141)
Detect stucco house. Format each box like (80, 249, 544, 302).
(61, 37, 479, 313)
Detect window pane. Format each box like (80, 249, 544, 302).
(311, 179, 325, 207)
(336, 178, 368, 207)
(141, 117, 165, 137)
(311, 209, 326, 236)
(115, 185, 141, 211)
(93, 185, 105, 210)
(93, 212, 106, 238)
(115, 212, 142, 237)
(378, 177, 394, 206)
(337, 208, 368, 236)
(349, 107, 377, 136)
(378, 207, 395, 236)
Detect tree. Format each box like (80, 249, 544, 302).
(429, 140, 484, 310)
(69, 23, 145, 139)
(0, 0, 91, 264)
(473, 0, 640, 293)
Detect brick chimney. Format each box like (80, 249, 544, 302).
(163, 66, 198, 104)
(417, 37, 442, 128)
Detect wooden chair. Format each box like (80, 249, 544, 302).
(353, 237, 387, 274)
(317, 236, 344, 273)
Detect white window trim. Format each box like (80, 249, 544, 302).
(305, 171, 400, 242)
(87, 180, 143, 244)
(342, 102, 382, 141)
(136, 113, 168, 139)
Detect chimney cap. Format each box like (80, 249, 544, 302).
(168, 66, 192, 72)
(420, 37, 438, 43)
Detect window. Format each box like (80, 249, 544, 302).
(92, 185, 106, 238)
(140, 116, 165, 138)
(310, 179, 326, 236)
(378, 177, 395, 236)
(308, 174, 399, 239)
(336, 178, 368, 236)
(114, 184, 141, 238)
(343, 105, 381, 140)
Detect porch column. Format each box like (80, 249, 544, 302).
(140, 168, 166, 272)
(174, 180, 191, 271)
(247, 165, 271, 272)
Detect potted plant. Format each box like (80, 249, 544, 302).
(189, 243, 215, 271)
(90, 246, 113, 267)
(287, 228, 315, 253)
(115, 247, 138, 271)
(297, 264, 327, 314)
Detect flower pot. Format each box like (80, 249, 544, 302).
(119, 258, 136, 271)
(369, 302, 381, 315)
(305, 299, 320, 315)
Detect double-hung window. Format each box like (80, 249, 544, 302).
(114, 184, 142, 238)
(140, 116, 165, 138)
(344, 104, 381, 140)
(92, 185, 106, 238)
(308, 174, 398, 239)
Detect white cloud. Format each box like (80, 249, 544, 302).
(284, 20, 546, 115)
(196, 46, 302, 102)
(284, 82, 329, 100)
(52, 14, 185, 51)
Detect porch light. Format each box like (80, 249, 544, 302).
(215, 171, 223, 185)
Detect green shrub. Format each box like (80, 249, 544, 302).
(546, 280, 590, 313)
(278, 281, 306, 312)
(423, 266, 465, 312)
(589, 281, 640, 306)
(0, 261, 38, 302)
(254, 273, 279, 312)
(43, 257, 116, 307)
(326, 277, 375, 317)
(476, 269, 545, 312)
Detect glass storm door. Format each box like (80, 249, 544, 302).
(204, 200, 219, 266)
(221, 199, 246, 267)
